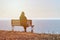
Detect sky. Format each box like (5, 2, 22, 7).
(0, 0, 60, 19)
(0, 0, 60, 34)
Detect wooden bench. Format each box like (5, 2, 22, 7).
(11, 19, 34, 32)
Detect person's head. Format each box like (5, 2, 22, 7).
(21, 11, 25, 16)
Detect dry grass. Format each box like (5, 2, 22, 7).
(0, 30, 60, 40)
(0, 30, 40, 40)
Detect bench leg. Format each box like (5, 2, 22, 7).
(12, 26, 14, 31)
(31, 25, 34, 33)
(31, 29, 33, 33)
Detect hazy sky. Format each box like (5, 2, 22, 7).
(0, 0, 60, 19)
(0, 0, 60, 34)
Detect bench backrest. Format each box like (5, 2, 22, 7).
(11, 19, 32, 27)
